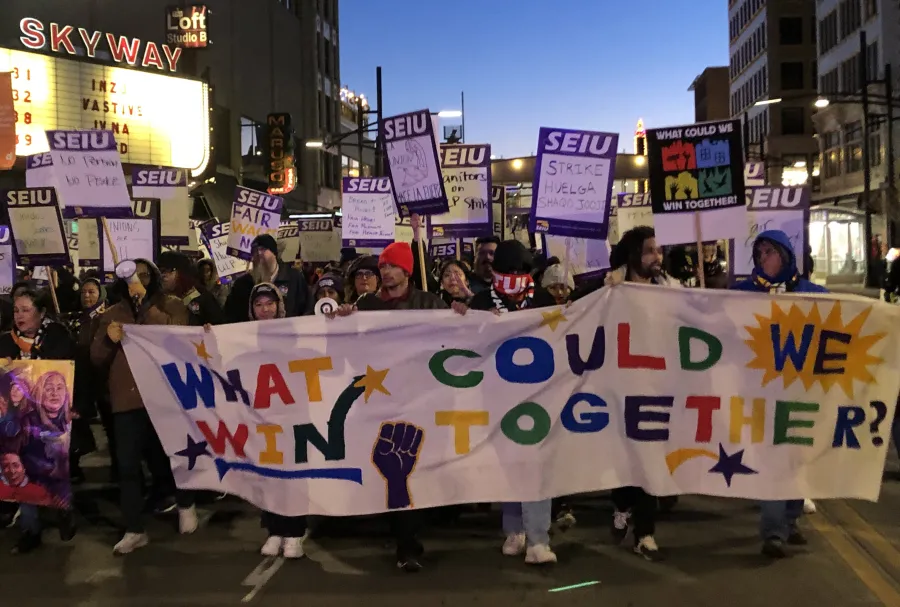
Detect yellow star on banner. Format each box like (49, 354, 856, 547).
(192, 340, 212, 363)
(540, 309, 568, 331)
(354, 366, 391, 402)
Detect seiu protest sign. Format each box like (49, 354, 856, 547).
(122, 288, 900, 516)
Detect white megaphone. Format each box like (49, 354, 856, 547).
(115, 259, 139, 284)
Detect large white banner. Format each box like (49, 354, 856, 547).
(122, 287, 900, 516)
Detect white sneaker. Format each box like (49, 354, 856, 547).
(803, 499, 817, 514)
(525, 543, 558, 564)
(260, 535, 282, 557)
(282, 536, 305, 559)
(178, 506, 198, 534)
(501, 532, 526, 556)
(113, 532, 149, 555)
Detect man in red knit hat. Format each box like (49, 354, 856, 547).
(332, 241, 451, 572)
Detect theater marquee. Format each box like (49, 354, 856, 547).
(0, 48, 210, 175)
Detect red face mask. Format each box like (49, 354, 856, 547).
(492, 272, 533, 296)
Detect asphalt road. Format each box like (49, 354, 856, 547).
(2, 446, 900, 607)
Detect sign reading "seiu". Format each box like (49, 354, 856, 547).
(48, 130, 117, 151)
(234, 186, 283, 211)
(343, 177, 392, 193)
(382, 110, 430, 141)
(133, 167, 187, 187)
(746, 186, 809, 210)
(6, 187, 56, 206)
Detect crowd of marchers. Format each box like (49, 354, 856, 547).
(0, 212, 897, 573)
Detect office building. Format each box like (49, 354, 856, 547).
(810, 0, 899, 283)
(728, 0, 819, 187)
(689, 67, 731, 122)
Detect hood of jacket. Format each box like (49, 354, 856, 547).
(249, 282, 286, 320)
(751, 229, 798, 284)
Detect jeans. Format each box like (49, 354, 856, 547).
(114, 409, 176, 533)
(611, 486, 658, 539)
(759, 499, 803, 541)
(502, 500, 551, 546)
(262, 512, 306, 537)
(18, 504, 40, 534)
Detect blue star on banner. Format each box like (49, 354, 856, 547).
(708, 443, 757, 487)
(176, 435, 211, 471)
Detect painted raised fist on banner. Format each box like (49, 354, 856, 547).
(372, 421, 424, 510)
(661, 140, 696, 171)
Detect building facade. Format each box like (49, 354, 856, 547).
(728, 0, 819, 187)
(689, 67, 731, 122)
(0, 0, 343, 219)
(810, 0, 900, 282)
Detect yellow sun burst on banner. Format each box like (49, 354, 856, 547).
(743, 301, 885, 399)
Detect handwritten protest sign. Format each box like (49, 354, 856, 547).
(227, 186, 283, 261)
(341, 177, 396, 248)
(0, 226, 14, 295)
(428, 144, 492, 238)
(530, 127, 619, 239)
(381, 110, 448, 216)
(277, 222, 301, 261)
(123, 288, 900, 516)
(732, 186, 809, 278)
(646, 119, 746, 245)
(492, 186, 506, 240)
(616, 193, 654, 234)
(45, 130, 132, 218)
(203, 221, 249, 279)
(25, 153, 57, 194)
(100, 216, 158, 272)
(3, 187, 69, 265)
(77, 219, 101, 266)
(298, 219, 340, 263)
(543, 235, 610, 279)
(0, 360, 75, 509)
(131, 166, 192, 245)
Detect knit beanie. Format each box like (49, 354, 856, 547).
(251, 234, 279, 257)
(379, 242, 414, 276)
(541, 264, 574, 289)
(492, 240, 533, 275)
(315, 272, 345, 296)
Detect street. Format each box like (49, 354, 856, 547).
(2, 447, 900, 607)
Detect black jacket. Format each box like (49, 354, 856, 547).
(356, 286, 447, 311)
(224, 263, 311, 323)
(469, 288, 556, 312)
(185, 289, 227, 326)
(0, 321, 75, 361)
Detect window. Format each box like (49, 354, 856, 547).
(820, 67, 839, 94)
(240, 116, 264, 157)
(781, 107, 805, 135)
(823, 130, 842, 178)
(843, 121, 863, 173)
(864, 0, 878, 20)
(839, 0, 862, 40)
(819, 11, 838, 53)
(840, 54, 860, 93)
(781, 62, 805, 90)
(865, 40, 879, 82)
(780, 17, 803, 44)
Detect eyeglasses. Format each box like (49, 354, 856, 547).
(356, 270, 376, 279)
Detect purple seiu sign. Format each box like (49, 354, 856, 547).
(380, 109, 449, 217)
(46, 130, 133, 219)
(298, 218, 333, 232)
(226, 186, 283, 260)
(530, 127, 619, 239)
(428, 144, 493, 239)
(132, 166, 190, 246)
(2, 187, 70, 266)
(341, 177, 396, 248)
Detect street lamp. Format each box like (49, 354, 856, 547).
(305, 140, 324, 148)
(814, 98, 830, 109)
(437, 110, 462, 118)
(754, 98, 783, 106)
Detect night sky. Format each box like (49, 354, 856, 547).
(340, 0, 729, 158)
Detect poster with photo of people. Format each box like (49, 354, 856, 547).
(0, 360, 75, 509)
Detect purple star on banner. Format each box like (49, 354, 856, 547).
(176, 435, 211, 471)
(708, 443, 757, 487)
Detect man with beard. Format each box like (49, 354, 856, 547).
(469, 236, 500, 295)
(224, 234, 310, 322)
(91, 258, 190, 554)
(604, 226, 678, 562)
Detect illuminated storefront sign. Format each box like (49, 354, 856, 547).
(0, 48, 210, 175)
(165, 5, 210, 49)
(19, 18, 183, 73)
(267, 113, 296, 195)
